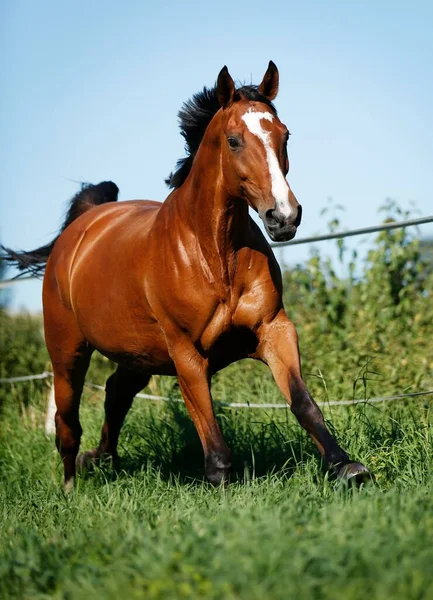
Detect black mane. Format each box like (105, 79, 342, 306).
(165, 84, 277, 189)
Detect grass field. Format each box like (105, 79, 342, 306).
(1, 214, 433, 598)
(1, 365, 433, 599)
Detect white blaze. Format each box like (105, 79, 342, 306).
(241, 108, 292, 219)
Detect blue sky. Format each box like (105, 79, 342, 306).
(1, 0, 433, 312)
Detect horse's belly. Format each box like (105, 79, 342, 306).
(97, 347, 176, 376)
(77, 313, 174, 374)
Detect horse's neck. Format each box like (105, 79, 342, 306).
(174, 162, 249, 285)
(192, 184, 248, 253)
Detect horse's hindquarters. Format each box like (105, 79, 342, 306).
(43, 200, 173, 372)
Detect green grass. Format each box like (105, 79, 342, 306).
(1, 373, 433, 600)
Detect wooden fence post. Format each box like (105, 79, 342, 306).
(45, 384, 56, 435)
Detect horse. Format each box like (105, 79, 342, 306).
(3, 61, 371, 489)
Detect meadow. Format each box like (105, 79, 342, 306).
(1, 204, 433, 599)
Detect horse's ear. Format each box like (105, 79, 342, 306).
(217, 66, 235, 108)
(258, 60, 279, 100)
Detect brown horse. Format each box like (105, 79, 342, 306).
(4, 62, 370, 489)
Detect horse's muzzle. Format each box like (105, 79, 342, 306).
(262, 205, 302, 242)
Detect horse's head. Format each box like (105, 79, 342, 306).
(216, 62, 301, 242)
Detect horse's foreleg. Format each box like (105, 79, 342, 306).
(257, 309, 371, 482)
(77, 367, 150, 471)
(171, 344, 231, 485)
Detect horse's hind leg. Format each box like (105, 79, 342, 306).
(44, 280, 94, 489)
(77, 366, 150, 469)
(49, 340, 93, 491)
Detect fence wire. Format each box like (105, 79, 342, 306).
(1, 214, 433, 288)
(1, 371, 433, 410)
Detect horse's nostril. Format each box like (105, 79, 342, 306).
(294, 205, 302, 227)
(265, 208, 278, 225)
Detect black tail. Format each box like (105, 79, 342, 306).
(1, 181, 119, 278)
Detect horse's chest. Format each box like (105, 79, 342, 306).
(196, 276, 278, 351)
(199, 300, 232, 350)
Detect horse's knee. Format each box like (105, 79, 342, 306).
(205, 449, 232, 486)
(289, 379, 322, 419)
(291, 395, 321, 422)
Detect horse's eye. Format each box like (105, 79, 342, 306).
(227, 136, 241, 150)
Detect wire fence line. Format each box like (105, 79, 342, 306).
(1, 371, 433, 411)
(269, 214, 433, 248)
(1, 214, 433, 288)
(0, 371, 53, 383)
(85, 382, 433, 408)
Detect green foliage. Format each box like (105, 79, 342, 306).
(419, 237, 433, 273)
(0, 312, 49, 412)
(1, 202, 433, 598)
(0, 312, 48, 379)
(282, 201, 433, 402)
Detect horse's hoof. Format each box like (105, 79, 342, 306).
(76, 449, 100, 474)
(63, 477, 75, 494)
(336, 462, 373, 485)
(205, 452, 231, 487)
(206, 470, 230, 487)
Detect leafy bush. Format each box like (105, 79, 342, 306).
(282, 201, 433, 401)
